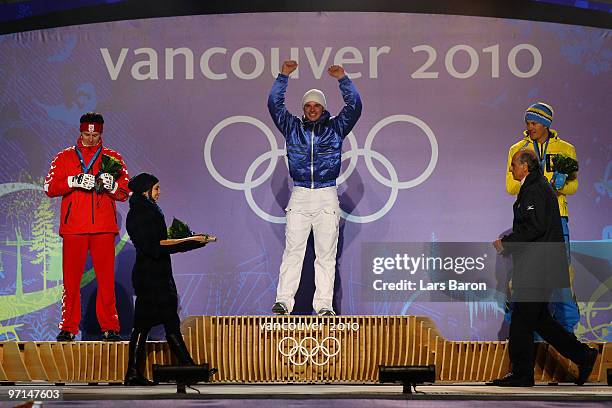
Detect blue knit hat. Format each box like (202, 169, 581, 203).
(525, 102, 553, 128)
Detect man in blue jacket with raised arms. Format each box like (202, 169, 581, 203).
(268, 60, 362, 316)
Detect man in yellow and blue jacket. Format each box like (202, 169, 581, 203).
(505, 102, 579, 333)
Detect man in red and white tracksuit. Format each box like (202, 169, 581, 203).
(44, 112, 130, 342)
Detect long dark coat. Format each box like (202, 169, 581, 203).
(126, 193, 204, 329)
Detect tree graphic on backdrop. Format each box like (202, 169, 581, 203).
(29, 197, 61, 290)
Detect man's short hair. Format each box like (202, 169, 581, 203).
(80, 112, 104, 124)
(517, 149, 541, 173)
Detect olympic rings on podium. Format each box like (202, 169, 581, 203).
(278, 336, 341, 366)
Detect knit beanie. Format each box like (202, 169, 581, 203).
(302, 89, 327, 110)
(128, 173, 159, 194)
(525, 102, 553, 128)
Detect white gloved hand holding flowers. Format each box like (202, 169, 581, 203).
(99, 173, 117, 193)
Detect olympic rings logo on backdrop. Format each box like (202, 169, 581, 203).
(278, 336, 341, 366)
(203, 115, 438, 224)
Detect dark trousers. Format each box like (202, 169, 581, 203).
(133, 315, 181, 337)
(509, 301, 588, 377)
(133, 294, 182, 335)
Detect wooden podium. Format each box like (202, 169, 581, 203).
(0, 316, 609, 384)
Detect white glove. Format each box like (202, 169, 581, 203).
(99, 173, 117, 193)
(68, 173, 95, 190)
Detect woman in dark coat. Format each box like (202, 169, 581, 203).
(124, 173, 213, 386)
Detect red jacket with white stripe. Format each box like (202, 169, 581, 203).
(44, 137, 130, 236)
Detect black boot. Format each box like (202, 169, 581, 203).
(124, 329, 157, 386)
(166, 332, 195, 365)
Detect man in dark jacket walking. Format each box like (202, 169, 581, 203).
(268, 60, 362, 316)
(491, 149, 598, 386)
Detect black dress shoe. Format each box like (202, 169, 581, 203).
(102, 330, 122, 341)
(124, 370, 157, 386)
(576, 347, 598, 385)
(487, 372, 534, 387)
(56, 330, 75, 342)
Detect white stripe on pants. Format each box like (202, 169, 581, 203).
(275, 186, 340, 313)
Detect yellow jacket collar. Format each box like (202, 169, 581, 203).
(522, 128, 559, 141)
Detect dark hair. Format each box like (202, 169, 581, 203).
(79, 112, 104, 124)
(128, 173, 159, 194)
(517, 149, 541, 173)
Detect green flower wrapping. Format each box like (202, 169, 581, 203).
(95, 154, 124, 193)
(167, 217, 194, 239)
(552, 154, 579, 180)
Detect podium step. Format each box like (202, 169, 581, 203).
(0, 315, 608, 384)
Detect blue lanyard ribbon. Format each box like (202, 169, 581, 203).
(75, 145, 102, 174)
(523, 138, 549, 173)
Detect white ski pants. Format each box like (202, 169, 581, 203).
(275, 186, 340, 313)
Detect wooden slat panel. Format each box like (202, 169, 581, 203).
(418, 320, 424, 366)
(410, 316, 416, 365)
(211, 316, 219, 381)
(194, 317, 202, 365)
(469, 343, 478, 381)
(49, 343, 67, 381)
(60, 343, 74, 382)
(100, 343, 109, 382)
(86, 343, 95, 382)
(107, 342, 118, 382)
(81, 342, 90, 382)
(433, 335, 440, 374)
(449, 341, 456, 381)
(38, 343, 61, 382)
(241, 316, 248, 382)
(472, 343, 481, 381)
(251, 316, 258, 382)
(2, 342, 30, 381)
(220, 316, 228, 381)
(272, 316, 279, 382)
(397, 317, 406, 366)
(481, 342, 492, 381)
(93, 342, 102, 382)
(227, 316, 234, 381)
(455, 342, 464, 381)
(1, 317, 609, 384)
(0, 357, 8, 381)
(498, 342, 511, 379)
(368, 316, 378, 381)
(23, 342, 48, 381)
(119, 342, 127, 382)
(440, 340, 450, 381)
(490, 342, 503, 381)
